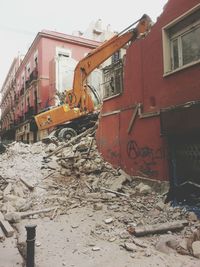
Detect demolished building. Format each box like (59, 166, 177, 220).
(96, 0, 200, 205)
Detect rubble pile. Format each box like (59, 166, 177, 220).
(0, 141, 49, 214)
(0, 134, 194, 223)
(0, 131, 200, 261)
(0, 141, 46, 183)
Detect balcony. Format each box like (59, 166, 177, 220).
(19, 115, 24, 123)
(1, 105, 11, 118)
(9, 122, 15, 129)
(20, 86, 24, 96)
(24, 106, 35, 120)
(29, 68, 38, 83)
(14, 119, 20, 127)
(11, 78, 16, 88)
(14, 94, 19, 104)
(25, 79, 30, 89)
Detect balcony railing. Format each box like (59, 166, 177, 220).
(24, 106, 35, 120)
(25, 79, 30, 89)
(20, 87, 24, 96)
(14, 94, 19, 105)
(19, 115, 24, 123)
(1, 105, 12, 117)
(29, 68, 38, 83)
(11, 78, 16, 88)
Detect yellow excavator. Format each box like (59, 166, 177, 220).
(34, 14, 151, 140)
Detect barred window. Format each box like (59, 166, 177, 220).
(102, 59, 123, 99)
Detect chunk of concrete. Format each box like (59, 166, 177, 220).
(192, 241, 200, 258)
(0, 219, 15, 237)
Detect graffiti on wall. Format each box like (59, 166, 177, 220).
(127, 140, 165, 177)
(107, 148, 119, 159)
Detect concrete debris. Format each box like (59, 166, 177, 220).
(93, 203, 103, 211)
(100, 187, 129, 197)
(119, 230, 130, 239)
(45, 143, 57, 153)
(3, 183, 12, 196)
(4, 207, 57, 223)
(192, 241, 200, 258)
(132, 220, 188, 237)
(104, 217, 114, 224)
(46, 160, 60, 170)
(0, 212, 14, 237)
(121, 242, 138, 252)
(135, 183, 152, 194)
(155, 236, 181, 255)
(188, 212, 198, 222)
(92, 246, 101, 251)
(132, 238, 148, 248)
(109, 174, 128, 191)
(0, 227, 5, 242)
(186, 227, 200, 255)
(0, 176, 8, 191)
(20, 177, 35, 190)
(155, 201, 166, 211)
(155, 226, 200, 258)
(0, 130, 199, 266)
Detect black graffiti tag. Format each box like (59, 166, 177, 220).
(127, 140, 140, 159)
(127, 140, 165, 161)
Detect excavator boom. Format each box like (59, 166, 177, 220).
(70, 14, 151, 107)
(34, 14, 151, 133)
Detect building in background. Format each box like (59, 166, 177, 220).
(0, 18, 118, 143)
(0, 56, 22, 141)
(0, 30, 102, 143)
(73, 19, 115, 42)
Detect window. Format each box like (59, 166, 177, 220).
(171, 23, 200, 70)
(26, 63, 31, 78)
(21, 74, 25, 88)
(102, 59, 123, 99)
(111, 50, 120, 64)
(55, 47, 73, 93)
(163, 5, 200, 74)
(27, 96, 30, 107)
(34, 50, 38, 68)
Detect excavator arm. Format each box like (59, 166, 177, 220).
(34, 14, 151, 132)
(67, 14, 151, 109)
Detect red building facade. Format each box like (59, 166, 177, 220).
(1, 31, 100, 142)
(96, 0, 200, 186)
(0, 57, 21, 139)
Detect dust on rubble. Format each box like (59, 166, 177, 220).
(0, 131, 200, 266)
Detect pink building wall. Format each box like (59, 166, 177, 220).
(13, 31, 100, 123)
(1, 29, 101, 142)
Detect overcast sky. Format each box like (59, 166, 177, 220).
(0, 0, 168, 89)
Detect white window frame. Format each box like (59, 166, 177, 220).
(21, 72, 25, 87)
(26, 62, 31, 78)
(162, 3, 200, 76)
(34, 50, 38, 68)
(55, 47, 72, 92)
(56, 47, 72, 58)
